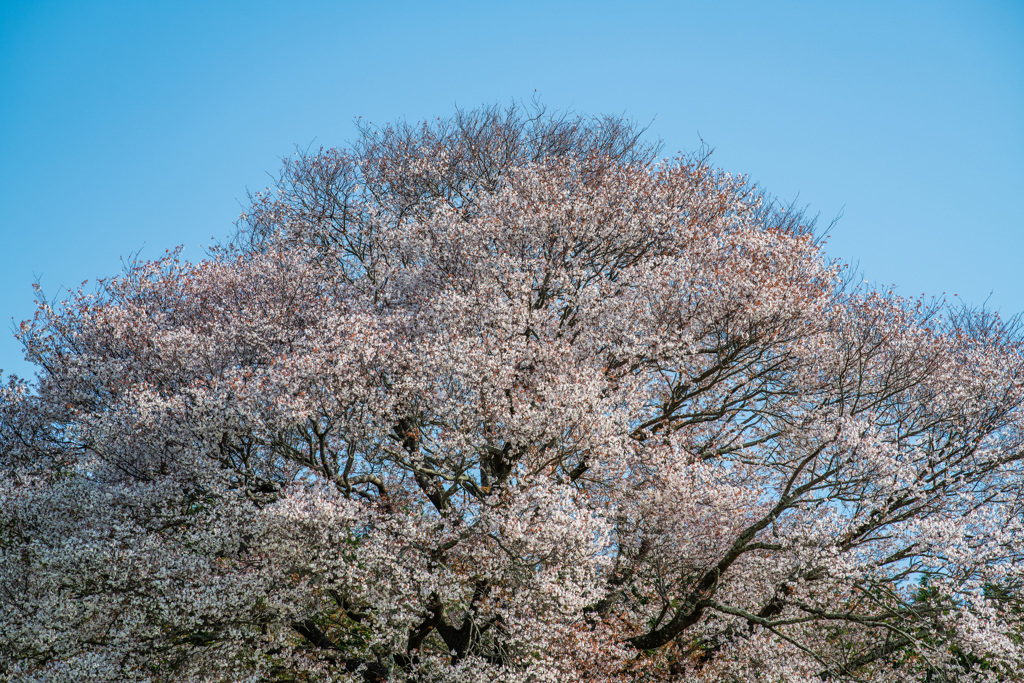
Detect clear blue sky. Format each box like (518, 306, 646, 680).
(2, 0, 1022, 380)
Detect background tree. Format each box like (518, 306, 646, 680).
(3, 103, 1023, 682)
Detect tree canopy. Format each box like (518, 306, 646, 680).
(3, 104, 1023, 682)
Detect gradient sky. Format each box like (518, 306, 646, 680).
(2, 0, 1022, 380)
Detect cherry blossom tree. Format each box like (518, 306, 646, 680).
(3, 104, 1023, 682)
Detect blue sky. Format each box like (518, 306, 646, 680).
(2, 0, 1022, 380)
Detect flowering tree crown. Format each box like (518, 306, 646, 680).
(3, 105, 1023, 682)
